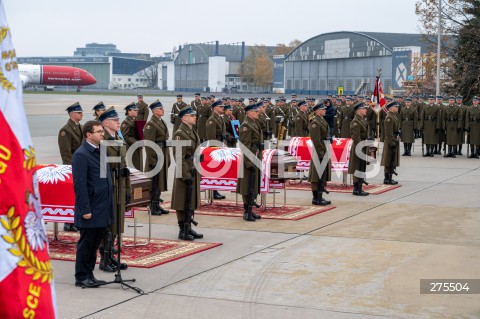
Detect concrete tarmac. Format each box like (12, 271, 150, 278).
(25, 93, 480, 319)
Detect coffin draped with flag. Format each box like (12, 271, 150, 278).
(0, 1, 57, 317)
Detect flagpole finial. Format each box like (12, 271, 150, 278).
(377, 68, 382, 76)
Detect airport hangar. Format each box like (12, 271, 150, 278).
(277, 31, 431, 96)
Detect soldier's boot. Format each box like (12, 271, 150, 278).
(352, 182, 360, 196)
(156, 203, 170, 214)
(98, 247, 117, 272)
(468, 145, 476, 158)
(178, 222, 195, 241)
(402, 143, 408, 156)
(312, 191, 322, 205)
(189, 228, 203, 239)
(213, 190, 226, 200)
(387, 173, 398, 185)
(242, 205, 256, 222)
(429, 145, 434, 157)
(451, 146, 456, 158)
(458, 145, 463, 156)
(384, 173, 391, 185)
(423, 145, 431, 157)
(109, 255, 128, 270)
(476, 146, 480, 159)
(357, 181, 370, 196)
(407, 143, 413, 156)
(244, 204, 261, 219)
(444, 146, 452, 157)
(318, 185, 332, 205)
(437, 144, 442, 155)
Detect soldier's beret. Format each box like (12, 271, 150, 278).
(194, 92, 201, 96)
(354, 102, 367, 110)
(149, 100, 163, 109)
(386, 101, 399, 109)
(178, 106, 196, 118)
(92, 101, 106, 111)
(124, 102, 138, 111)
(176, 94, 183, 98)
(298, 100, 306, 107)
(312, 103, 326, 111)
(212, 100, 224, 108)
(245, 103, 259, 112)
(99, 107, 119, 121)
(66, 102, 83, 113)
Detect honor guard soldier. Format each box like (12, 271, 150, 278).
(264, 98, 277, 138)
(93, 101, 106, 120)
(197, 97, 211, 142)
(416, 95, 426, 138)
(274, 98, 287, 140)
(455, 96, 466, 155)
(144, 100, 171, 215)
(171, 94, 188, 134)
(381, 102, 400, 185)
(466, 96, 480, 158)
(308, 102, 332, 206)
(135, 94, 149, 121)
(443, 96, 463, 157)
(294, 100, 309, 137)
(59, 102, 84, 232)
(435, 96, 445, 154)
(171, 106, 203, 240)
(400, 97, 418, 156)
(191, 92, 202, 112)
(206, 100, 227, 200)
(223, 104, 238, 147)
(258, 101, 273, 141)
(233, 98, 246, 124)
(338, 97, 355, 138)
(349, 102, 370, 196)
(421, 96, 442, 157)
(121, 102, 143, 171)
(237, 103, 262, 221)
(99, 107, 130, 271)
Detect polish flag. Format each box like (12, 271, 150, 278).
(371, 76, 386, 113)
(0, 1, 57, 318)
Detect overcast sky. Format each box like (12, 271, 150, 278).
(4, 0, 421, 57)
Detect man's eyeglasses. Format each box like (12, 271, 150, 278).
(93, 130, 105, 134)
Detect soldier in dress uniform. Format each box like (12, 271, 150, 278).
(99, 107, 130, 271)
(466, 96, 480, 158)
(348, 102, 370, 196)
(257, 101, 272, 142)
(121, 102, 143, 171)
(338, 97, 355, 138)
(399, 97, 418, 156)
(286, 99, 297, 138)
(381, 102, 400, 185)
(191, 92, 202, 112)
(435, 96, 445, 154)
(456, 96, 466, 155)
(294, 100, 309, 137)
(363, 97, 376, 138)
(223, 104, 238, 147)
(171, 106, 203, 240)
(197, 96, 211, 142)
(144, 100, 171, 215)
(206, 100, 227, 200)
(420, 96, 442, 157)
(334, 96, 342, 137)
(59, 102, 84, 232)
(416, 95, 426, 138)
(171, 94, 188, 134)
(443, 96, 463, 158)
(308, 102, 331, 206)
(236, 103, 263, 221)
(93, 101, 106, 121)
(135, 94, 149, 121)
(264, 98, 277, 139)
(232, 97, 246, 124)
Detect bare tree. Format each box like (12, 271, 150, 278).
(139, 63, 159, 88)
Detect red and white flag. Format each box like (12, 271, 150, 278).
(371, 76, 386, 113)
(0, 1, 57, 318)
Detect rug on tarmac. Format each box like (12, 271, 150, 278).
(286, 181, 401, 194)
(190, 201, 336, 220)
(47, 232, 222, 268)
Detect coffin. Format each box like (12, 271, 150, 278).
(126, 168, 151, 209)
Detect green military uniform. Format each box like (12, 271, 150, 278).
(338, 104, 355, 138)
(121, 115, 143, 171)
(223, 113, 237, 147)
(466, 100, 480, 157)
(206, 112, 226, 143)
(348, 107, 370, 196)
(366, 105, 376, 138)
(294, 111, 309, 137)
(436, 101, 446, 154)
(191, 98, 201, 112)
(308, 112, 331, 205)
(287, 103, 297, 137)
(136, 100, 149, 121)
(420, 101, 442, 156)
(144, 114, 170, 192)
(258, 111, 271, 141)
(58, 119, 83, 165)
(399, 105, 417, 155)
(232, 104, 245, 124)
(171, 100, 187, 133)
(266, 103, 277, 137)
(274, 101, 287, 139)
(236, 114, 263, 221)
(381, 108, 400, 184)
(457, 101, 467, 155)
(443, 101, 463, 157)
(171, 122, 201, 237)
(197, 101, 212, 141)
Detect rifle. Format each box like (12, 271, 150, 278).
(150, 172, 160, 214)
(184, 169, 198, 237)
(245, 166, 256, 219)
(390, 132, 400, 176)
(360, 145, 370, 186)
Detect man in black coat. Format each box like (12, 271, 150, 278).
(323, 99, 336, 140)
(72, 120, 114, 288)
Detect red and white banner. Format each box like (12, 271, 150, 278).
(0, 2, 57, 317)
(371, 76, 386, 113)
(288, 137, 352, 172)
(199, 147, 282, 192)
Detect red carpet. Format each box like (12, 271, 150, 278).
(192, 201, 335, 220)
(286, 181, 401, 194)
(47, 232, 222, 268)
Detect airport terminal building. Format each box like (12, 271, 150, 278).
(281, 31, 430, 96)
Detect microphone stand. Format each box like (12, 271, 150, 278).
(95, 138, 144, 294)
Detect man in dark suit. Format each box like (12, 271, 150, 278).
(72, 120, 114, 288)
